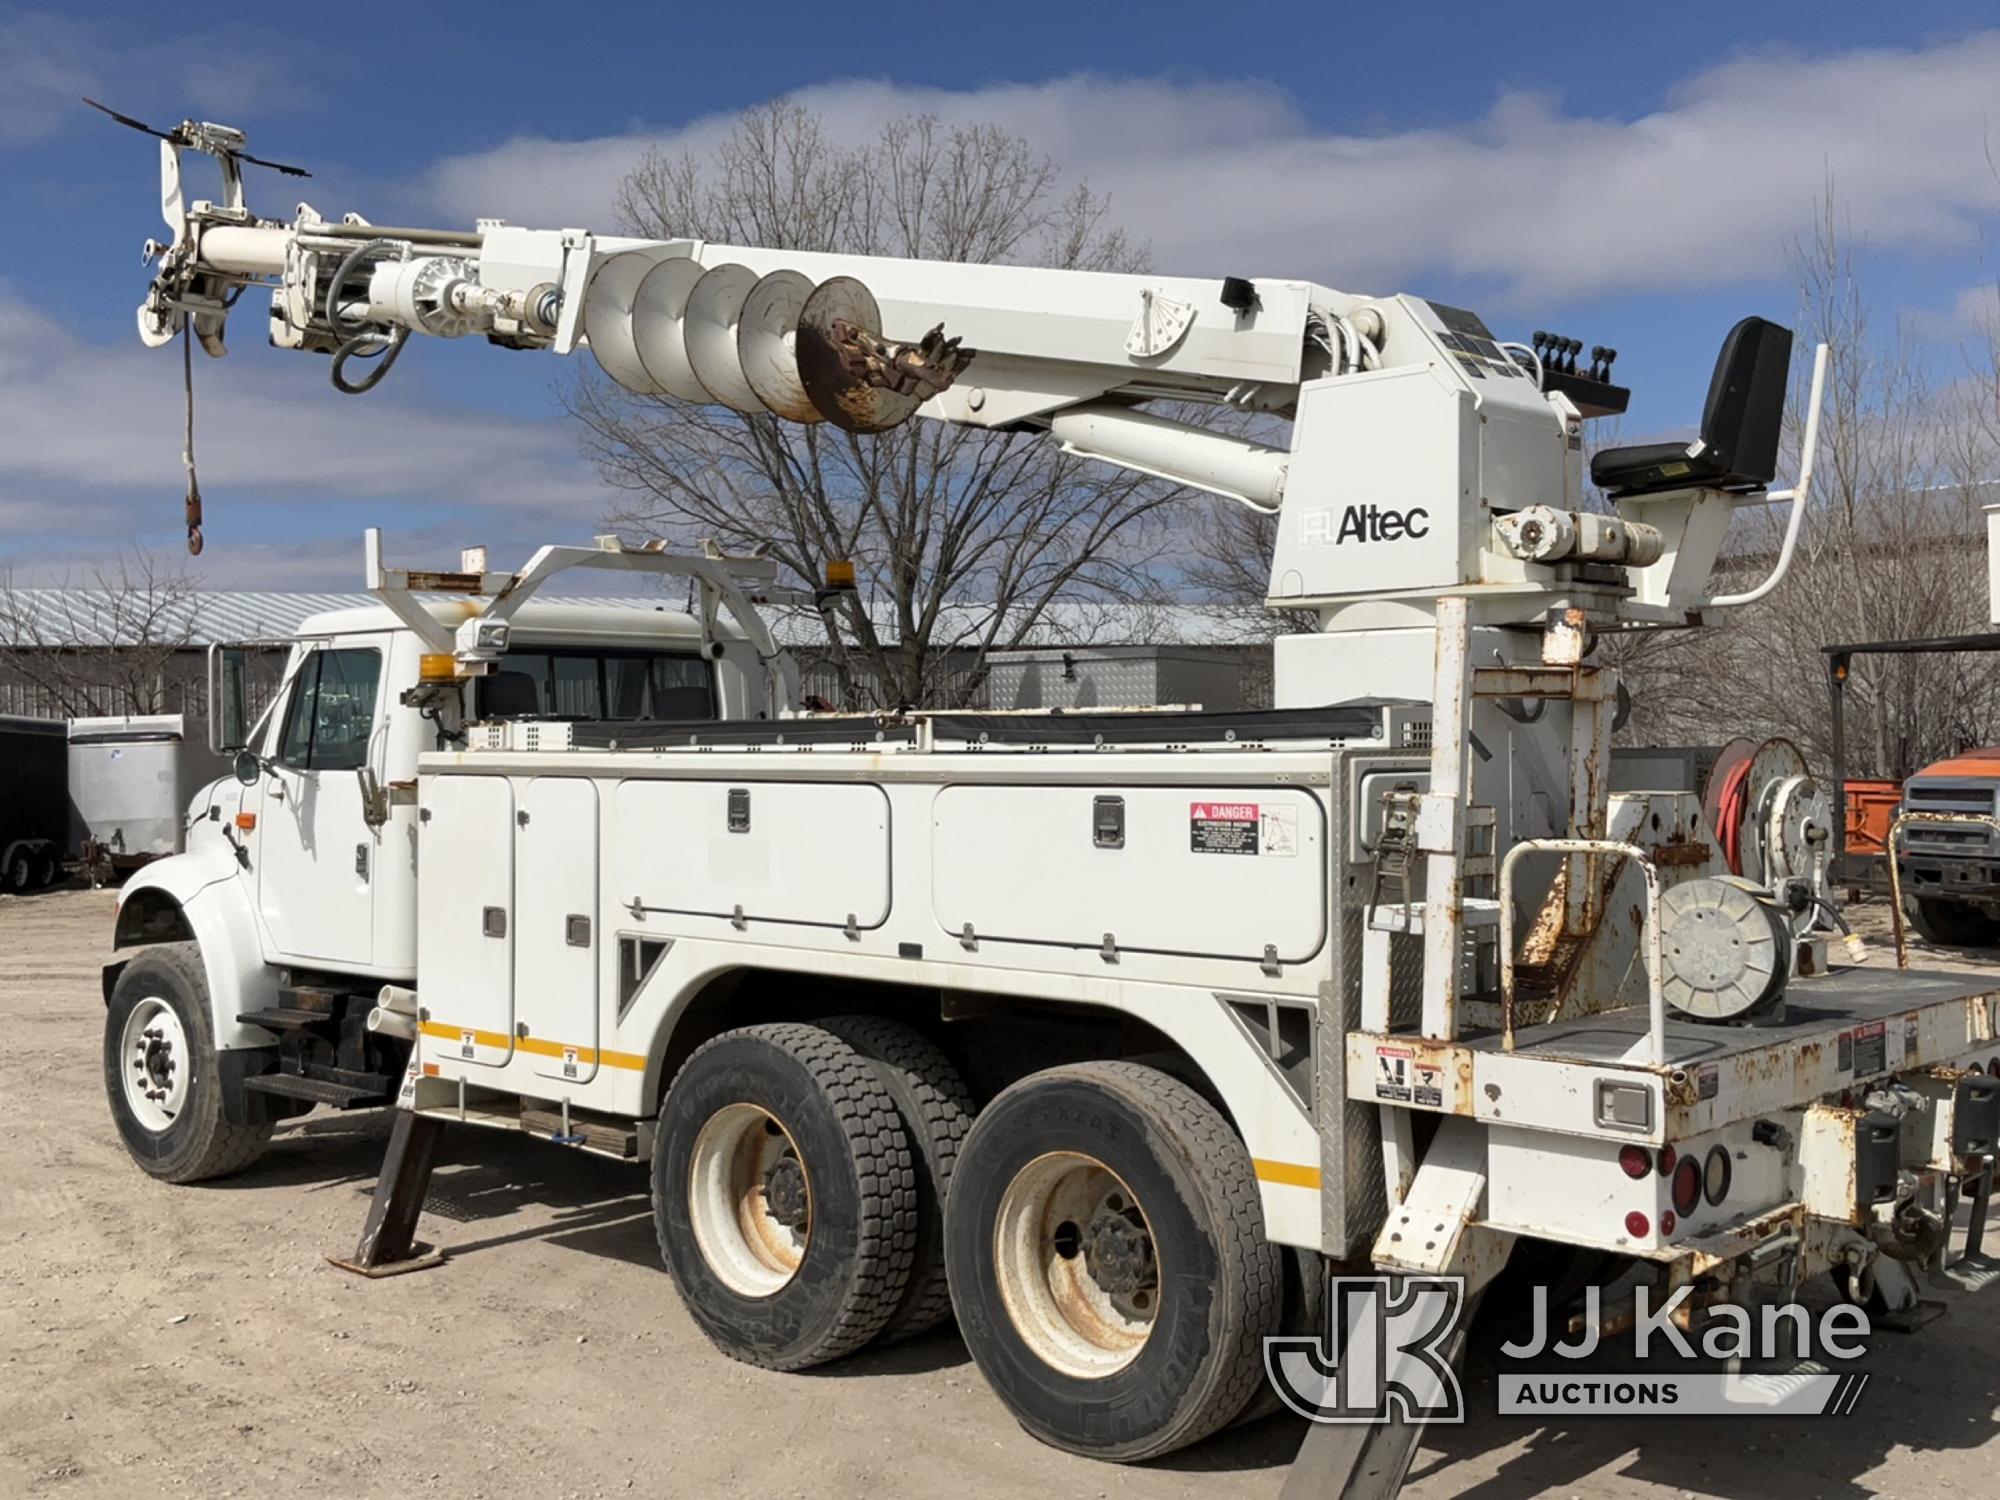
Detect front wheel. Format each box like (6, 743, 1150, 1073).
(1906, 896, 2000, 948)
(103, 942, 272, 1181)
(945, 1061, 1284, 1462)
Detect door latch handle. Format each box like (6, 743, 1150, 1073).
(354, 843, 369, 880)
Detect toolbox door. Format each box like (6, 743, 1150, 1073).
(416, 774, 515, 1066)
(514, 777, 600, 1084)
(931, 784, 1326, 962)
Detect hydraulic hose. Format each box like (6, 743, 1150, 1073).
(324, 237, 410, 396)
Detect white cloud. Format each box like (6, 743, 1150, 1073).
(416, 38, 2000, 303)
(0, 276, 605, 583)
(0, 7, 317, 147)
(0, 284, 598, 506)
(0, 11, 96, 143)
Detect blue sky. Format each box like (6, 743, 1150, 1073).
(3, 1, 1997, 588)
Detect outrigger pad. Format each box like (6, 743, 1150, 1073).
(327, 1241, 446, 1279)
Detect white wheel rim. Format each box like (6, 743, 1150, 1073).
(687, 1103, 812, 1297)
(121, 996, 190, 1133)
(993, 1151, 1159, 1379)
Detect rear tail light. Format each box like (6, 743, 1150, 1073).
(1625, 1210, 1651, 1238)
(1703, 1145, 1732, 1206)
(1657, 1143, 1678, 1176)
(1672, 1157, 1701, 1216)
(1619, 1145, 1653, 1179)
(1661, 1211, 1676, 1236)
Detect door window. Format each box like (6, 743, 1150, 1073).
(276, 648, 383, 771)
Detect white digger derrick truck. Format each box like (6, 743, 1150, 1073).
(103, 116, 2000, 1486)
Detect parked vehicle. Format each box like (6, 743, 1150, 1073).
(0, 715, 67, 891)
(1894, 749, 2000, 945)
(68, 714, 228, 885)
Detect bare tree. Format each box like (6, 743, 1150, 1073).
(1612, 197, 2000, 778)
(570, 104, 1189, 709)
(0, 552, 203, 718)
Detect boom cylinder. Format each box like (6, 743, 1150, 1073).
(1046, 402, 1290, 509)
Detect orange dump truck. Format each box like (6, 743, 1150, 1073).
(1897, 747, 2000, 946)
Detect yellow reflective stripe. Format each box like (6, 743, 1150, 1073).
(1253, 1158, 1322, 1189)
(419, 1020, 646, 1072)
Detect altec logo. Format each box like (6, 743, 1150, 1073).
(1300, 504, 1431, 545)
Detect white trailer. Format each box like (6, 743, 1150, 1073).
(68, 713, 228, 881)
(99, 116, 2000, 1486)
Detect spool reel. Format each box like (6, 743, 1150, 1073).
(582, 256, 973, 433)
(1657, 875, 1792, 1023)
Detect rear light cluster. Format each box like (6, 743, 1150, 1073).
(1619, 1141, 1734, 1242)
(1672, 1157, 1701, 1216)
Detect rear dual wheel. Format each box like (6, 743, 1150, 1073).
(652, 1022, 923, 1370)
(946, 1061, 1285, 1462)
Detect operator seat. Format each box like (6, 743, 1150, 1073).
(481, 670, 542, 719)
(1590, 317, 1793, 498)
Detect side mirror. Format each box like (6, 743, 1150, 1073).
(208, 644, 254, 751)
(233, 748, 262, 786)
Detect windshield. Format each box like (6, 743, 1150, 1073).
(476, 648, 716, 722)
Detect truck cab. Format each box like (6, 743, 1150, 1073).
(104, 595, 762, 1181)
(1896, 747, 2000, 946)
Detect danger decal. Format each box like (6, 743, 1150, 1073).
(1189, 801, 1299, 857)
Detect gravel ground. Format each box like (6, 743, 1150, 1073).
(2, 885, 1997, 1498)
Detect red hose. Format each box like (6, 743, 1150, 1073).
(1715, 760, 1754, 875)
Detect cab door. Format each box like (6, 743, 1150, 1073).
(255, 638, 388, 967)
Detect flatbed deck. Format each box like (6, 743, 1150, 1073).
(1347, 964, 1999, 1144)
(1467, 965, 1998, 1070)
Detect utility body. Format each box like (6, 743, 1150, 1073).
(98, 116, 2000, 1485)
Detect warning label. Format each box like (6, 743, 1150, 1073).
(1260, 805, 1299, 857)
(1412, 1059, 1443, 1108)
(1376, 1046, 1412, 1102)
(1848, 1020, 1887, 1077)
(1191, 802, 1259, 856)
(1189, 801, 1300, 857)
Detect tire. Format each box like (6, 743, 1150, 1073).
(1906, 896, 2000, 948)
(652, 1023, 919, 1371)
(103, 942, 273, 1182)
(945, 1061, 1284, 1462)
(1234, 1245, 1327, 1424)
(821, 1014, 975, 1342)
(33, 849, 60, 889)
(4, 848, 30, 893)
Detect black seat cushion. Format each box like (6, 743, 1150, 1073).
(1589, 440, 1726, 495)
(1592, 316, 1793, 497)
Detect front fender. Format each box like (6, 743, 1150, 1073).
(110, 851, 280, 1051)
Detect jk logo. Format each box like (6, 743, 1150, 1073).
(1264, 1275, 1466, 1424)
